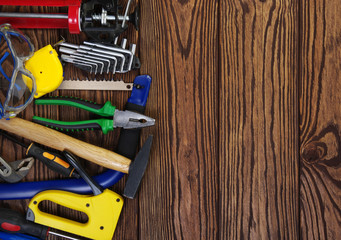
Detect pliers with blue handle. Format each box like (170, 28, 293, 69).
(32, 95, 155, 134)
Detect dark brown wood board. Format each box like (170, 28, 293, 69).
(0, 0, 340, 239)
(299, 0, 341, 239)
(139, 1, 219, 239)
(219, 0, 299, 239)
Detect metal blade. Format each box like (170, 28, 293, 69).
(58, 79, 133, 91)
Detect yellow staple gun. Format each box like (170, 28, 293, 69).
(26, 151, 124, 240)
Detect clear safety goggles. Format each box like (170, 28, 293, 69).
(0, 23, 36, 119)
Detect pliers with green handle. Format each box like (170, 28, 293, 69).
(32, 97, 155, 134)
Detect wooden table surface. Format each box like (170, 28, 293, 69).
(1, 0, 341, 239)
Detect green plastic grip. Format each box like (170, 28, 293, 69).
(34, 97, 116, 117)
(32, 117, 114, 134)
(33, 97, 117, 134)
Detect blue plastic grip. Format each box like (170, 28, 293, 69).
(0, 231, 40, 240)
(0, 75, 152, 200)
(128, 75, 152, 107)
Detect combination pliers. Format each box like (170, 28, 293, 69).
(32, 97, 155, 134)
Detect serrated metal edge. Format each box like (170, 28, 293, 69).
(58, 79, 133, 91)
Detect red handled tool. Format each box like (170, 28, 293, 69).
(0, 0, 82, 33)
(0, 0, 139, 42)
(0, 208, 91, 240)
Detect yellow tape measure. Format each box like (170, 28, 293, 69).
(24, 45, 63, 98)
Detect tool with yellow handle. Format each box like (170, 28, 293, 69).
(26, 151, 124, 240)
(24, 44, 63, 98)
(26, 189, 123, 240)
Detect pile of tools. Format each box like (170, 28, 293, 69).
(0, 1, 154, 239)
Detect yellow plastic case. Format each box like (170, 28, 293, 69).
(24, 45, 63, 98)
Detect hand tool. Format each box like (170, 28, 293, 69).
(0, 75, 152, 200)
(58, 78, 134, 91)
(27, 151, 124, 239)
(0, 208, 91, 240)
(59, 45, 118, 73)
(0, 0, 139, 42)
(32, 97, 154, 134)
(0, 156, 34, 183)
(0, 130, 80, 178)
(58, 40, 141, 74)
(61, 54, 104, 74)
(83, 41, 139, 73)
(24, 45, 64, 98)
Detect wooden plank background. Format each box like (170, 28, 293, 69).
(0, 0, 340, 239)
(220, 0, 299, 239)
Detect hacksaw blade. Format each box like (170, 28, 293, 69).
(58, 79, 133, 91)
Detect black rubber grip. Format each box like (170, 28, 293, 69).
(32, 118, 102, 132)
(27, 143, 80, 178)
(0, 208, 48, 239)
(117, 102, 146, 159)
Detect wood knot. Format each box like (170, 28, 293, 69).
(177, 0, 189, 5)
(301, 124, 341, 166)
(301, 142, 327, 164)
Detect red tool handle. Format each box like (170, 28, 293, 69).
(0, 0, 81, 33)
(0, 208, 48, 239)
(0, 0, 81, 7)
(0, 17, 69, 29)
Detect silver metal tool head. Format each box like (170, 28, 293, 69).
(0, 157, 34, 183)
(114, 110, 155, 129)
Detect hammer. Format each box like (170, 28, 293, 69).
(0, 117, 153, 198)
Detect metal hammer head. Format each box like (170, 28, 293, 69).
(123, 135, 153, 199)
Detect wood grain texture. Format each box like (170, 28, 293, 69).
(299, 0, 341, 238)
(138, 0, 219, 239)
(220, 0, 299, 239)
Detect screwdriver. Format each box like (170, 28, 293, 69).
(0, 208, 91, 240)
(0, 130, 80, 178)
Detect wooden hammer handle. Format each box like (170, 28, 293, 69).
(0, 118, 130, 173)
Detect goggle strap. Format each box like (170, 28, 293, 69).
(0, 51, 12, 82)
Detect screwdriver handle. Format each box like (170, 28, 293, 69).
(26, 143, 79, 178)
(0, 208, 48, 239)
